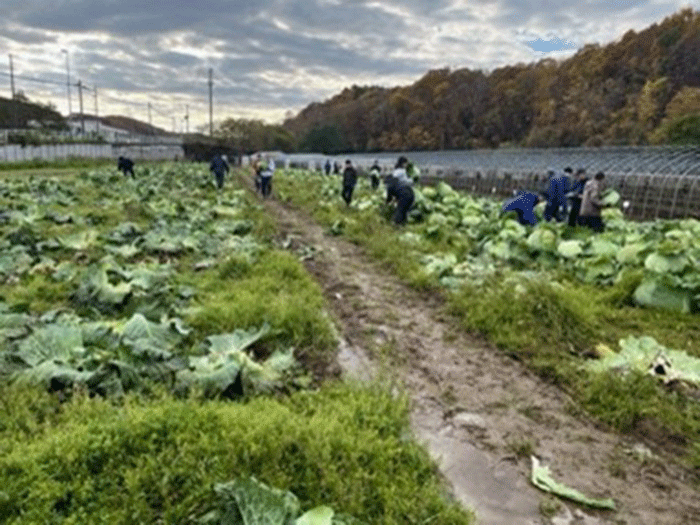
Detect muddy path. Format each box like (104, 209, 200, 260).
(262, 195, 700, 525)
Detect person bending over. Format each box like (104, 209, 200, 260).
(117, 156, 135, 178)
(386, 156, 414, 225)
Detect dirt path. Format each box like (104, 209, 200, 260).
(264, 196, 700, 525)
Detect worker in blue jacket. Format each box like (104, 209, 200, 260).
(210, 153, 229, 190)
(502, 191, 540, 226)
(543, 168, 569, 222)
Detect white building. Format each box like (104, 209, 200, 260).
(66, 116, 181, 144)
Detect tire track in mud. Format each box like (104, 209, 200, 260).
(264, 196, 700, 525)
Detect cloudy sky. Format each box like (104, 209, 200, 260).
(0, 0, 696, 131)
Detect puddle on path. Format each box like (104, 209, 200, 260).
(336, 337, 375, 382)
(412, 396, 543, 525)
(337, 343, 545, 525)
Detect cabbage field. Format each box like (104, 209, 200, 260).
(316, 175, 700, 314)
(0, 163, 474, 524)
(275, 169, 700, 468)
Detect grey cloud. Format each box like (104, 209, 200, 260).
(11, 0, 264, 34)
(279, 1, 407, 32)
(495, 0, 649, 28)
(0, 0, 691, 121)
(0, 24, 57, 44)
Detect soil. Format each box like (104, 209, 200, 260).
(263, 195, 700, 525)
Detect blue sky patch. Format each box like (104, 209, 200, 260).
(526, 37, 578, 53)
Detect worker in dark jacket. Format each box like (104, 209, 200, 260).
(386, 156, 414, 225)
(210, 154, 229, 190)
(543, 168, 569, 222)
(341, 159, 358, 205)
(502, 191, 540, 226)
(567, 168, 588, 226)
(117, 156, 135, 178)
(369, 160, 381, 190)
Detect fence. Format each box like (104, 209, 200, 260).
(0, 141, 184, 163)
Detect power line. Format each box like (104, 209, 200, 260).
(0, 70, 66, 87)
(0, 56, 213, 133)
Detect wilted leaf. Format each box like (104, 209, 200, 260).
(531, 456, 615, 509)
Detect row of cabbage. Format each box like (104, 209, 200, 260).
(0, 164, 301, 399)
(293, 169, 700, 314)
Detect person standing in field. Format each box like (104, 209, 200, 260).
(117, 156, 135, 178)
(567, 168, 588, 226)
(210, 153, 229, 190)
(252, 154, 264, 193)
(543, 167, 569, 222)
(341, 159, 358, 205)
(369, 160, 381, 190)
(260, 156, 275, 198)
(579, 171, 606, 232)
(386, 156, 415, 225)
(324, 159, 332, 176)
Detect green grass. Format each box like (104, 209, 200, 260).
(0, 383, 474, 525)
(0, 157, 113, 173)
(181, 249, 337, 368)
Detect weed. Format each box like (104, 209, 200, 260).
(518, 405, 544, 423)
(440, 384, 458, 406)
(607, 457, 627, 479)
(505, 436, 536, 458)
(538, 496, 561, 518)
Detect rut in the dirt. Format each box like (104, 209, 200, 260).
(264, 196, 700, 525)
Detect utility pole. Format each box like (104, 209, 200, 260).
(77, 80, 85, 135)
(185, 104, 189, 134)
(147, 102, 152, 126)
(8, 54, 16, 129)
(8, 54, 15, 99)
(61, 50, 71, 115)
(94, 86, 99, 136)
(208, 68, 213, 136)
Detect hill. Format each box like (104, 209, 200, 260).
(283, 8, 700, 151)
(0, 95, 65, 129)
(99, 115, 168, 136)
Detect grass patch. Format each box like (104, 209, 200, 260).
(183, 248, 336, 368)
(0, 274, 72, 313)
(0, 383, 474, 525)
(0, 157, 113, 173)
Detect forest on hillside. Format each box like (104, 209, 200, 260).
(0, 93, 65, 131)
(282, 8, 700, 153)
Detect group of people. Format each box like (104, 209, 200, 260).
(251, 154, 275, 197)
(502, 167, 608, 232)
(120, 153, 608, 234)
(208, 153, 276, 196)
(339, 156, 415, 225)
